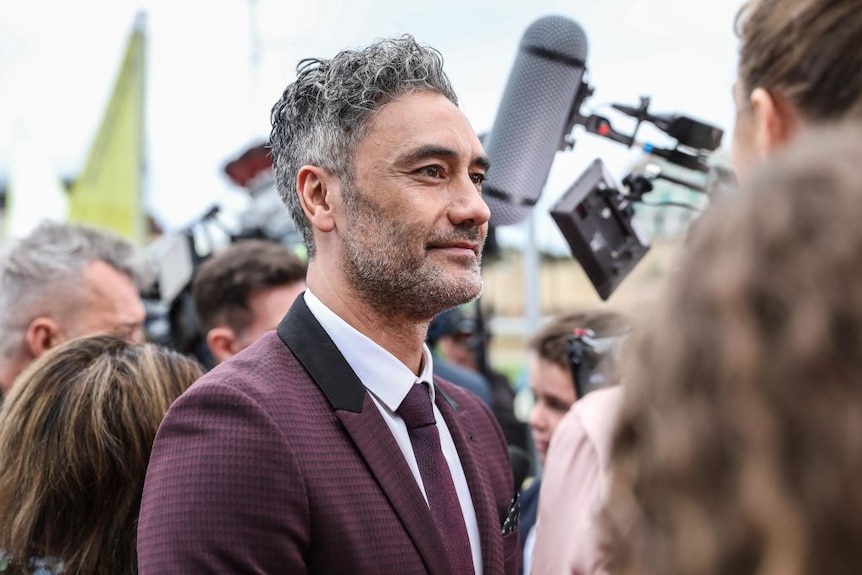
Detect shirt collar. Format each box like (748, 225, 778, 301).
(303, 290, 435, 412)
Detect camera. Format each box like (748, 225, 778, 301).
(142, 142, 305, 364)
(553, 94, 726, 300)
(550, 159, 651, 301)
(566, 328, 626, 398)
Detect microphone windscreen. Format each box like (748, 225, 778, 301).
(484, 15, 589, 227)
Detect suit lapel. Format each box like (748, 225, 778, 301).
(435, 379, 504, 572)
(336, 401, 451, 574)
(277, 297, 451, 574)
(277, 297, 365, 413)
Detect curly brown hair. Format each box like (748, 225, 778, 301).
(612, 124, 862, 575)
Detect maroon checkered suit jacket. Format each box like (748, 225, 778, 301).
(137, 297, 520, 574)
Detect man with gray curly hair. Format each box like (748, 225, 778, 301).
(0, 220, 150, 399)
(139, 35, 519, 574)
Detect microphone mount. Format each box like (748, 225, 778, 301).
(550, 89, 726, 300)
(573, 95, 722, 177)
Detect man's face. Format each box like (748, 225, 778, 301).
(339, 90, 491, 320)
(234, 281, 306, 352)
(438, 332, 478, 371)
(528, 356, 576, 463)
(0, 260, 145, 398)
(64, 260, 146, 344)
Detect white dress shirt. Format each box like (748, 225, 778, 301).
(304, 290, 483, 573)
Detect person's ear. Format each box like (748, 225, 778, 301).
(206, 327, 240, 364)
(750, 87, 801, 155)
(24, 317, 64, 358)
(296, 165, 337, 234)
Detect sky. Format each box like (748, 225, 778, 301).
(0, 0, 746, 250)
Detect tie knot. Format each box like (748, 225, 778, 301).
(397, 383, 436, 430)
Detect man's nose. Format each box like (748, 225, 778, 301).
(449, 175, 491, 228)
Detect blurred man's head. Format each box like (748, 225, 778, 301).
(0, 221, 150, 397)
(428, 307, 483, 371)
(731, 0, 862, 180)
(526, 309, 628, 463)
(192, 239, 307, 363)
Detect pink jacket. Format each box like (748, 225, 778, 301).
(530, 386, 625, 575)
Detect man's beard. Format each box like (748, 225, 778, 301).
(341, 188, 485, 321)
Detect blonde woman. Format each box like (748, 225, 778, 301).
(0, 335, 201, 575)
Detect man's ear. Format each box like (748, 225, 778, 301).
(24, 317, 64, 359)
(206, 327, 240, 364)
(296, 165, 337, 233)
(750, 87, 801, 155)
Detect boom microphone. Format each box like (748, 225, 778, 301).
(483, 15, 589, 227)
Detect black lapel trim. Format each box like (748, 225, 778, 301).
(276, 295, 366, 413)
(432, 376, 460, 411)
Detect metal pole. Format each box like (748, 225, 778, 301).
(524, 207, 542, 338)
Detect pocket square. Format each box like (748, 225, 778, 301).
(502, 492, 520, 536)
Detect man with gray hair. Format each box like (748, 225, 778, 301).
(0, 220, 150, 399)
(139, 35, 519, 574)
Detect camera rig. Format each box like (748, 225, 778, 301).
(550, 83, 727, 300)
(566, 328, 626, 399)
(142, 144, 306, 364)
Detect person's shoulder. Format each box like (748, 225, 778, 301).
(433, 359, 492, 405)
(570, 385, 625, 430)
(186, 331, 301, 399)
(556, 385, 625, 465)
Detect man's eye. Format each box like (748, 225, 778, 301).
(419, 166, 442, 178)
(471, 173, 485, 185)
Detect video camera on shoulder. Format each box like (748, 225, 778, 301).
(566, 327, 626, 399)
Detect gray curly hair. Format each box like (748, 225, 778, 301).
(268, 34, 458, 257)
(0, 220, 152, 361)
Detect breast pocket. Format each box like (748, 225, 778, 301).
(502, 528, 521, 575)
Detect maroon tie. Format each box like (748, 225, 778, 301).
(398, 383, 476, 574)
